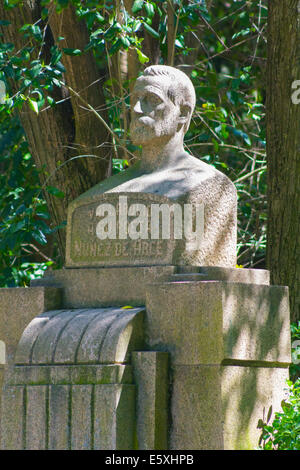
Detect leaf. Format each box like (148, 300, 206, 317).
(51, 220, 67, 232)
(27, 63, 42, 79)
(145, 2, 155, 19)
(27, 97, 39, 114)
(232, 128, 251, 146)
(11, 219, 26, 232)
(95, 12, 105, 23)
(36, 211, 50, 219)
(19, 24, 32, 33)
(50, 47, 62, 65)
(175, 38, 185, 49)
(109, 39, 122, 55)
(120, 36, 131, 49)
(132, 0, 144, 14)
(257, 419, 264, 429)
(32, 229, 47, 245)
(62, 48, 82, 56)
(143, 22, 159, 39)
(136, 48, 149, 64)
(267, 406, 273, 424)
(46, 186, 65, 198)
(0, 43, 14, 52)
(41, 7, 48, 20)
(132, 20, 142, 32)
(46, 96, 55, 107)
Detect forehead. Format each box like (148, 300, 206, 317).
(132, 76, 171, 97)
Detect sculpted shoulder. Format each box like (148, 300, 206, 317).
(70, 151, 236, 211)
(70, 164, 141, 208)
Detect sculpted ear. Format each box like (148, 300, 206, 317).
(177, 103, 193, 132)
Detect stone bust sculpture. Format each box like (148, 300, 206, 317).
(130, 65, 196, 173)
(66, 65, 237, 268)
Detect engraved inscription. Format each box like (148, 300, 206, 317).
(69, 193, 202, 266)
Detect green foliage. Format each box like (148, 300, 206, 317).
(0, 0, 268, 284)
(184, 1, 267, 268)
(258, 379, 300, 450)
(112, 158, 129, 175)
(0, 109, 54, 286)
(290, 321, 300, 382)
(257, 323, 300, 450)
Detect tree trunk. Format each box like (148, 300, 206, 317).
(0, 1, 111, 261)
(267, 0, 300, 322)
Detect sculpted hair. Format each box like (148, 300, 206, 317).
(142, 65, 196, 126)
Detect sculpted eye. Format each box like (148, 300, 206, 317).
(147, 93, 162, 106)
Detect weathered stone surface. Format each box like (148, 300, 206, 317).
(0, 287, 62, 430)
(49, 385, 70, 450)
(71, 385, 93, 450)
(67, 187, 236, 269)
(170, 365, 224, 450)
(76, 308, 123, 363)
(53, 309, 105, 364)
(132, 351, 169, 450)
(14, 310, 62, 365)
(31, 266, 174, 308)
(222, 283, 291, 364)
(65, 65, 237, 269)
(31, 265, 270, 308)
(14, 307, 145, 365)
(170, 364, 289, 450)
(99, 309, 144, 364)
(68, 193, 189, 267)
(0, 278, 291, 450)
(145, 281, 291, 365)
(25, 385, 48, 450)
(0, 287, 62, 365)
(221, 365, 289, 450)
(1, 381, 137, 450)
(6, 364, 133, 386)
(0, 366, 4, 409)
(93, 384, 136, 450)
(32, 310, 86, 365)
(146, 282, 224, 365)
(1, 305, 143, 450)
(172, 265, 270, 285)
(0, 385, 24, 450)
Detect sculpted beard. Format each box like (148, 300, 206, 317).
(130, 116, 157, 145)
(130, 113, 180, 146)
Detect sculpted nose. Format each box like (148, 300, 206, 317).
(133, 100, 143, 114)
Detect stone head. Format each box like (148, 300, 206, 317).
(130, 65, 196, 146)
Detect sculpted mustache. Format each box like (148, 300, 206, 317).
(130, 118, 155, 129)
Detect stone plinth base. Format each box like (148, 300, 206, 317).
(145, 278, 290, 450)
(0, 266, 291, 450)
(30, 265, 270, 308)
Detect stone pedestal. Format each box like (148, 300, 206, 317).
(0, 266, 291, 450)
(145, 278, 290, 449)
(0, 65, 290, 450)
(1, 306, 145, 450)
